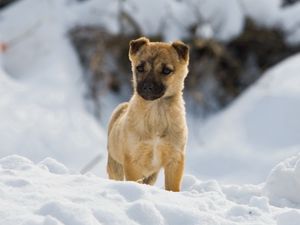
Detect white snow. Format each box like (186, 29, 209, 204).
(1, 154, 300, 225)
(0, 0, 106, 173)
(1, 0, 300, 224)
(264, 153, 300, 207)
(113, 0, 300, 43)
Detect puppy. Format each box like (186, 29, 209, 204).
(107, 37, 189, 192)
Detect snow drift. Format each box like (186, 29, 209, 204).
(187, 53, 300, 183)
(0, 0, 106, 174)
(1, 154, 300, 225)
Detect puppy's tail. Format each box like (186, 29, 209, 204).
(80, 153, 103, 174)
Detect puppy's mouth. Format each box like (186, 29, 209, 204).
(137, 81, 166, 101)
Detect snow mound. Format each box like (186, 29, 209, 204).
(264, 153, 300, 207)
(190, 53, 300, 183)
(0, 0, 106, 174)
(0, 155, 33, 170)
(3, 154, 300, 225)
(38, 158, 69, 174)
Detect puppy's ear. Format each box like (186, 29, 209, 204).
(172, 41, 189, 62)
(129, 37, 149, 56)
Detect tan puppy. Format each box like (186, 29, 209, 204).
(107, 37, 189, 192)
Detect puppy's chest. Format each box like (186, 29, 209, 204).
(136, 134, 167, 170)
(127, 103, 184, 168)
(147, 135, 164, 167)
(135, 105, 170, 136)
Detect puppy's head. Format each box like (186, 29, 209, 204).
(129, 37, 189, 101)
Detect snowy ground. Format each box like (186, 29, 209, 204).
(1, 0, 300, 224)
(1, 154, 300, 225)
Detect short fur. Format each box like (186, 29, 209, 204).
(107, 37, 189, 192)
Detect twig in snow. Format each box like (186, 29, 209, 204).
(7, 20, 42, 47)
(80, 153, 103, 174)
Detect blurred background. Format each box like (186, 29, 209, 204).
(0, 0, 300, 184)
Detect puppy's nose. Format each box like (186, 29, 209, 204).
(143, 82, 154, 92)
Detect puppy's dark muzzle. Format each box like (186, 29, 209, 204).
(137, 81, 165, 101)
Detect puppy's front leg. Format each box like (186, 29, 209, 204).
(164, 152, 185, 192)
(124, 154, 143, 182)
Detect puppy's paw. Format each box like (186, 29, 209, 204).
(136, 177, 145, 184)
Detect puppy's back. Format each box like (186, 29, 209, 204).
(108, 102, 128, 136)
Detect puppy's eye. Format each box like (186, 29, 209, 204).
(162, 67, 172, 75)
(136, 65, 144, 73)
